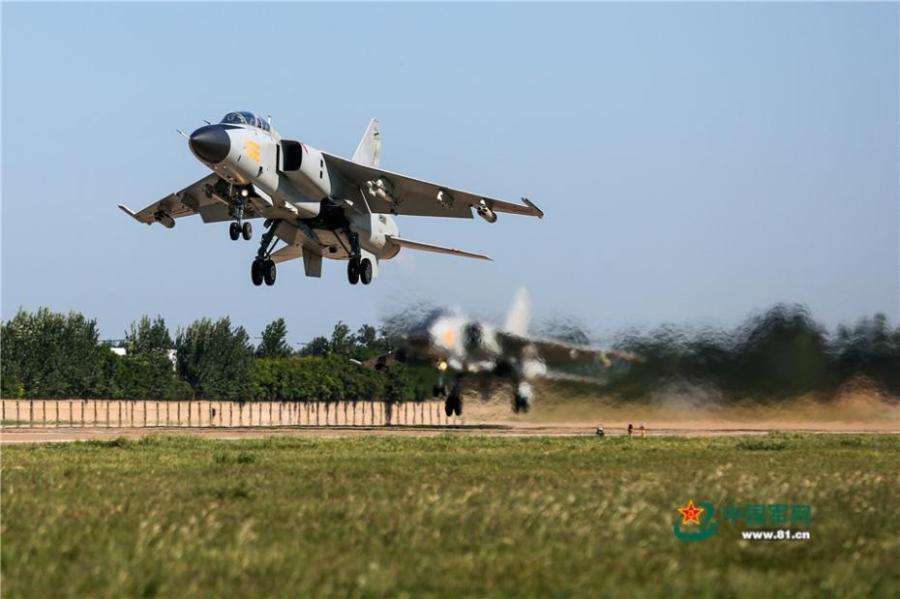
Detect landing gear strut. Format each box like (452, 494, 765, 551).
(251, 220, 280, 287)
(228, 194, 252, 241)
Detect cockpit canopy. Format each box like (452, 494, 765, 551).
(220, 111, 271, 131)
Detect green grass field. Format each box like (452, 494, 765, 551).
(2, 435, 898, 598)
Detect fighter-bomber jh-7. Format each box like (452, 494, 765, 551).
(119, 112, 543, 286)
(358, 290, 639, 415)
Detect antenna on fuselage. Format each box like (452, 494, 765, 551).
(267, 114, 272, 126)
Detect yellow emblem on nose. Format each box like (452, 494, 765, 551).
(244, 140, 261, 163)
(441, 330, 456, 347)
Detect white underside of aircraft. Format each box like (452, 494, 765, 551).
(119, 111, 542, 287)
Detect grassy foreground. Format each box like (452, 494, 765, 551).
(2, 435, 898, 598)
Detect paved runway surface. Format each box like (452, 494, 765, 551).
(2, 422, 896, 444)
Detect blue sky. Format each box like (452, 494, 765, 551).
(2, 2, 897, 346)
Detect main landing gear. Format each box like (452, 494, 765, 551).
(251, 219, 279, 287)
(251, 258, 276, 286)
(345, 229, 373, 285)
(347, 257, 373, 285)
(439, 382, 462, 417)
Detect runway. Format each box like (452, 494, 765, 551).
(2, 421, 896, 444)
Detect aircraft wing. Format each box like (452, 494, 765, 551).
(322, 152, 543, 220)
(497, 331, 638, 368)
(118, 174, 238, 226)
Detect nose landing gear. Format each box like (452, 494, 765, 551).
(230, 220, 252, 240)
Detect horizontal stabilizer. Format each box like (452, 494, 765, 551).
(387, 236, 491, 261)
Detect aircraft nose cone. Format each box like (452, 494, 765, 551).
(188, 125, 230, 164)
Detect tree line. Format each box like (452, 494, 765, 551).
(2, 304, 898, 402)
(0, 309, 427, 402)
(603, 304, 900, 400)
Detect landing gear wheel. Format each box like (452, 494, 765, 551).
(451, 395, 462, 416)
(251, 259, 263, 286)
(241, 221, 253, 240)
(433, 384, 448, 398)
(512, 395, 530, 414)
(359, 258, 373, 285)
(263, 260, 276, 286)
(444, 398, 454, 417)
(347, 258, 360, 285)
(229, 222, 240, 241)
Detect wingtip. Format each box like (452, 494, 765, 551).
(522, 197, 544, 219)
(118, 204, 150, 225)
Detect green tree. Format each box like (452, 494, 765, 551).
(355, 324, 378, 349)
(1, 308, 109, 398)
(117, 316, 185, 399)
(125, 315, 173, 355)
(256, 318, 293, 359)
(299, 336, 330, 357)
(175, 317, 254, 400)
(329, 321, 354, 356)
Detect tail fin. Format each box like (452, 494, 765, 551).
(352, 118, 381, 167)
(504, 288, 530, 336)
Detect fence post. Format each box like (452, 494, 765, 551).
(16, 400, 20, 427)
(81, 400, 86, 427)
(57, 400, 62, 428)
(28, 400, 33, 427)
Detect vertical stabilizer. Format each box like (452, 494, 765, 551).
(352, 118, 381, 167)
(504, 288, 530, 336)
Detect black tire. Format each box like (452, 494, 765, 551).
(444, 398, 454, 417)
(513, 395, 530, 414)
(263, 260, 276, 286)
(453, 396, 463, 416)
(347, 259, 360, 285)
(360, 258, 373, 285)
(241, 221, 253, 240)
(251, 260, 263, 286)
(229, 221, 240, 241)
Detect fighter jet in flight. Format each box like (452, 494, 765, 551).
(364, 290, 638, 415)
(119, 112, 542, 286)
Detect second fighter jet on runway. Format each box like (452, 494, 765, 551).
(119, 111, 542, 286)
